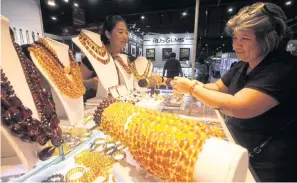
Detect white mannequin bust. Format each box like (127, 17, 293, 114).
(1, 15, 39, 169)
(72, 29, 119, 98)
(29, 38, 84, 126)
(114, 54, 134, 91)
(132, 57, 153, 91)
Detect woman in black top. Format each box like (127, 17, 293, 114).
(172, 2, 297, 181)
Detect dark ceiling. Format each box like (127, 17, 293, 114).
(41, 0, 297, 57)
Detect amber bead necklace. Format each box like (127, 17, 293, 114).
(131, 60, 152, 80)
(113, 55, 132, 74)
(78, 31, 111, 65)
(28, 39, 85, 99)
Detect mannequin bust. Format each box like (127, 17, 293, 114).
(114, 54, 134, 91)
(132, 57, 153, 91)
(1, 15, 39, 169)
(29, 38, 84, 126)
(72, 29, 119, 98)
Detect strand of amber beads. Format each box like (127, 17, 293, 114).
(28, 44, 85, 99)
(99, 101, 224, 182)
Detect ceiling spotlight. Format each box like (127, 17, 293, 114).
(141, 16, 145, 19)
(137, 28, 140, 32)
(74, 2, 79, 7)
(48, 0, 56, 6)
(63, 0, 69, 2)
(223, 44, 225, 46)
(285, 1, 292, 5)
(182, 12, 187, 16)
(133, 24, 136, 28)
(228, 8, 233, 12)
(221, 36, 223, 38)
(51, 16, 57, 20)
(161, 14, 164, 16)
(206, 44, 208, 46)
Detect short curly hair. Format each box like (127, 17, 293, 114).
(225, 2, 292, 57)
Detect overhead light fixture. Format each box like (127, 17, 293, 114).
(285, 1, 292, 5)
(161, 14, 164, 16)
(228, 8, 233, 12)
(48, 0, 56, 6)
(223, 44, 225, 46)
(51, 16, 57, 20)
(133, 24, 136, 28)
(137, 28, 140, 32)
(74, 2, 79, 7)
(63, 0, 69, 2)
(141, 16, 145, 19)
(182, 12, 187, 16)
(221, 36, 223, 38)
(206, 44, 208, 46)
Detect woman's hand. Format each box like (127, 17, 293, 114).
(171, 77, 203, 94)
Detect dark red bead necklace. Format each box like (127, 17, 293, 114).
(13, 42, 63, 147)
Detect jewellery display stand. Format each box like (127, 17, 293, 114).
(133, 57, 153, 92)
(72, 29, 119, 98)
(114, 138, 249, 182)
(29, 38, 84, 126)
(116, 85, 129, 97)
(1, 16, 40, 170)
(114, 54, 134, 91)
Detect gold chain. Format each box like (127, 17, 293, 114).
(28, 43, 86, 99)
(79, 31, 110, 65)
(131, 60, 152, 80)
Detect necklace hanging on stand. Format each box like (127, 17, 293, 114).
(79, 31, 110, 65)
(131, 60, 152, 80)
(113, 55, 132, 74)
(28, 38, 86, 99)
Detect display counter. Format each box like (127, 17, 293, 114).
(3, 92, 256, 182)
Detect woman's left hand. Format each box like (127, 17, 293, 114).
(171, 77, 198, 94)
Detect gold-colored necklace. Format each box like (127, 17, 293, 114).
(131, 60, 152, 80)
(113, 55, 132, 74)
(28, 39, 86, 99)
(79, 31, 110, 65)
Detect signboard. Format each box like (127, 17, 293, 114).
(72, 8, 85, 26)
(143, 33, 194, 46)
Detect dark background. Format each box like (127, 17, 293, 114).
(41, 0, 297, 57)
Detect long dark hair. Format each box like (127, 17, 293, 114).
(100, 15, 127, 45)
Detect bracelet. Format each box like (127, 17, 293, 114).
(112, 150, 126, 161)
(189, 82, 199, 95)
(65, 167, 86, 182)
(42, 174, 64, 182)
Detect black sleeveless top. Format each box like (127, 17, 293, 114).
(221, 50, 297, 181)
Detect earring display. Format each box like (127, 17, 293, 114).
(19, 29, 24, 44)
(26, 30, 30, 44)
(37, 32, 40, 40)
(13, 27, 18, 43)
(94, 100, 224, 182)
(32, 31, 35, 42)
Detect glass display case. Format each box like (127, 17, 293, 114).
(5, 92, 256, 182)
(153, 67, 197, 79)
